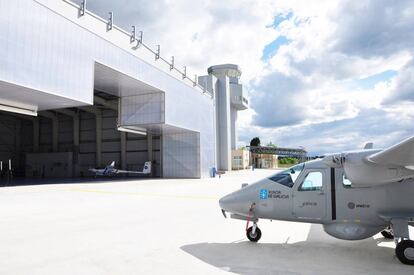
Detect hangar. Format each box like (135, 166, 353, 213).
(0, 0, 248, 179)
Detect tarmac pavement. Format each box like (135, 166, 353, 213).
(0, 169, 413, 274)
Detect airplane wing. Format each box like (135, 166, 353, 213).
(114, 162, 151, 175)
(115, 169, 148, 174)
(367, 136, 414, 168)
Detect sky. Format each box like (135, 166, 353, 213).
(75, 0, 414, 155)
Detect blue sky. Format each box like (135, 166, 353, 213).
(354, 70, 398, 90)
(262, 36, 289, 61)
(79, 0, 414, 155)
(271, 12, 293, 28)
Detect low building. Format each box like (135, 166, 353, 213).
(231, 149, 250, 170)
(252, 153, 279, 169)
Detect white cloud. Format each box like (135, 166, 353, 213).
(247, 0, 414, 153)
(384, 60, 414, 104)
(79, 0, 278, 82)
(331, 0, 414, 58)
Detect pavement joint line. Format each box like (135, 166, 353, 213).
(70, 188, 219, 200)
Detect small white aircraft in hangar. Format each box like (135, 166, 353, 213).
(89, 161, 151, 177)
(219, 136, 414, 264)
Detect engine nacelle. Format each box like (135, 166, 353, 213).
(323, 222, 382, 240)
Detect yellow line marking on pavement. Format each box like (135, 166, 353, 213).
(70, 188, 219, 200)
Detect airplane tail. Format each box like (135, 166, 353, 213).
(363, 142, 374, 149)
(143, 161, 151, 174)
(109, 161, 115, 167)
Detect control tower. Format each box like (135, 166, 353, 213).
(199, 64, 249, 171)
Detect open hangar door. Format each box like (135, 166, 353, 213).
(0, 111, 33, 180)
(0, 91, 161, 182)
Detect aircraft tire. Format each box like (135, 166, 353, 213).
(381, 228, 394, 239)
(396, 240, 414, 265)
(246, 226, 262, 242)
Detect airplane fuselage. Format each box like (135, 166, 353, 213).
(220, 137, 414, 265)
(220, 159, 414, 240)
(93, 167, 118, 177)
(89, 166, 121, 177)
(89, 161, 151, 177)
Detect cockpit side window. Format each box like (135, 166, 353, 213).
(268, 164, 304, 188)
(299, 171, 323, 191)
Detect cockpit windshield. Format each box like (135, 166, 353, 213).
(268, 163, 304, 188)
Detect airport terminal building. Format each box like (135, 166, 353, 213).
(0, 0, 248, 179)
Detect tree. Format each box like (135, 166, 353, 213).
(266, 141, 276, 147)
(250, 137, 261, 147)
(279, 157, 299, 165)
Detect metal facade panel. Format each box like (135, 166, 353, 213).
(163, 130, 201, 178)
(120, 93, 165, 126)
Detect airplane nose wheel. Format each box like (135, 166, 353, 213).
(246, 223, 262, 242)
(396, 240, 414, 265)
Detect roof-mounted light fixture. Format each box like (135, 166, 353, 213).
(130, 26, 136, 43)
(79, 0, 86, 17)
(107, 12, 113, 31)
(132, 31, 143, 50)
(170, 56, 174, 70)
(182, 66, 187, 79)
(155, 45, 160, 60)
(138, 31, 143, 44)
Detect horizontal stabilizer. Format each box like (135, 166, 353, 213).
(367, 136, 414, 167)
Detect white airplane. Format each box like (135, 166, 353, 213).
(219, 136, 414, 265)
(89, 161, 151, 177)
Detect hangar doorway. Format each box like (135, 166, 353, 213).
(0, 92, 161, 182)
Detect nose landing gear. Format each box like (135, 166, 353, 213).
(245, 203, 261, 242)
(247, 222, 262, 242)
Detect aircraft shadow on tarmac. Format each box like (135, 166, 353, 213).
(181, 225, 413, 275)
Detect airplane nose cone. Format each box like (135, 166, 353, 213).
(219, 193, 236, 211)
(219, 189, 252, 216)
